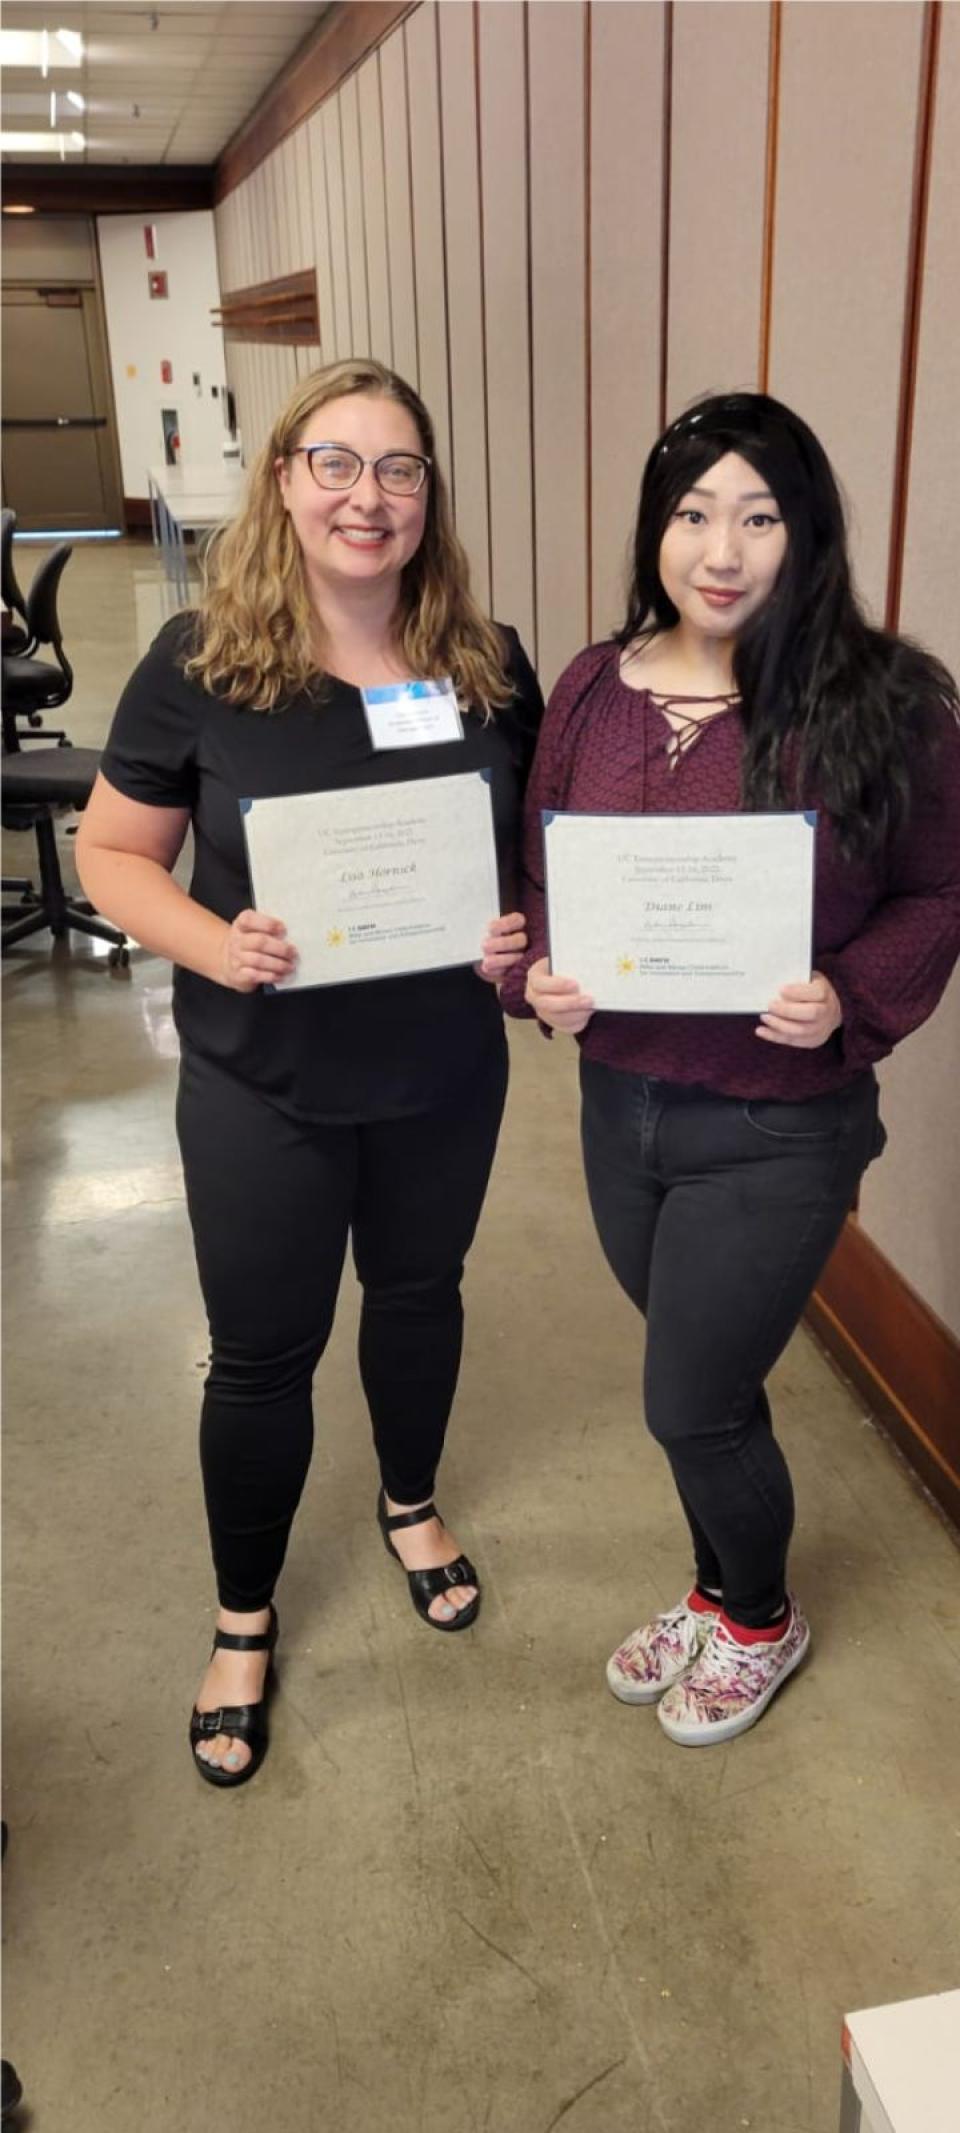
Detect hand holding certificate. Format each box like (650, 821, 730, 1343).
(242, 770, 500, 990)
(543, 811, 816, 1014)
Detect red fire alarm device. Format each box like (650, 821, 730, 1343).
(144, 224, 157, 260)
(148, 270, 168, 300)
(160, 359, 173, 384)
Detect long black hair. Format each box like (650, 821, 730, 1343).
(618, 392, 958, 858)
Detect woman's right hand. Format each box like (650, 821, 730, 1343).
(219, 909, 298, 992)
(525, 956, 594, 1033)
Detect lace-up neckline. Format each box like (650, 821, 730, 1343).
(645, 688, 740, 765)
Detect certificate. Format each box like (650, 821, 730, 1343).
(543, 811, 816, 1013)
(241, 770, 499, 990)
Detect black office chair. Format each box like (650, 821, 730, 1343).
(1, 507, 33, 655)
(2, 716, 129, 964)
(2, 541, 74, 728)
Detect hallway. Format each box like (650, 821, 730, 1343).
(3, 540, 959, 2133)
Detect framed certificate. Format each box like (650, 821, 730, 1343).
(241, 770, 499, 990)
(543, 810, 816, 1013)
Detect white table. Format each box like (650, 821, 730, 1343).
(147, 462, 245, 600)
(840, 1991, 960, 2132)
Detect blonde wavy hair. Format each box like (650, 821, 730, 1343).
(185, 358, 512, 714)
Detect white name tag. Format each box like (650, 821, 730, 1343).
(361, 677, 464, 751)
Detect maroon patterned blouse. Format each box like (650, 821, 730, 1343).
(499, 640, 960, 1099)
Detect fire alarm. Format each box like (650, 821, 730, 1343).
(148, 270, 168, 299)
(161, 359, 173, 384)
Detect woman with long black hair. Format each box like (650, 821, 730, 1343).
(501, 392, 960, 1746)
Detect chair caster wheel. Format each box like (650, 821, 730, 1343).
(109, 944, 130, 970)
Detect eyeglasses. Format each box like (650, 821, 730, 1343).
(289, 444, 431, 496)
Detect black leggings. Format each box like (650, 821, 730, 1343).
(580, 1059, 885, 1625)
(176, 1041, 509, 1611)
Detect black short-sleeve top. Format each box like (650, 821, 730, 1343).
(100, 615, 544, 1121)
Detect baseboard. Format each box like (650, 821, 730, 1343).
(806, 1217, 960, 1529)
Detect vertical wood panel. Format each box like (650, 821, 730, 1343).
(770, 0, 924, 616)
(236, 176, 253, 289)
(758, 0, 783, 389)
(288, 134, 305, 275)
(885, 0, 942, 633)
(293, 126, 312, 279)
(291, 126, 314, 374)
(267, 147, 289, 277)
(857, 0, 960, 1333)
(359, 54, 393, 366)
(477, 0, 535, 658)
(252, 164, 268, 284)
(590, 0, 665, 639)
(668, 1, 769, 412)
(322, 95, 352, 359)
(405, 2, 451, 475)
(380, 28, 419, 385)
(306, 109, 337, 364)
(528, 0, 588, 688)
(898, 1, 958, 675)
(341, 73, 372, 355)
(280, 143, 295, 277)
(437, 0, 490, 609)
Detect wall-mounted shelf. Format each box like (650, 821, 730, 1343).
(212, 269, 319, 346)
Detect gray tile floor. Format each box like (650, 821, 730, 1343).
(3, 540, 959, 2132)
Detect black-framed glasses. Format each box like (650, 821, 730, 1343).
(290, 443, 431, 496)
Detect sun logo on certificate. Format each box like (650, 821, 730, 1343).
(326, 927, 345, 947)
(616, 954, 635, 975)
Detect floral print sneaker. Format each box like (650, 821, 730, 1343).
(606, 1594, 721, 1705)
(657, 1601, 811, 1745)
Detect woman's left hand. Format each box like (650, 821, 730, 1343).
(755, 972, 843, 1048)
(475, 911, 527, 983)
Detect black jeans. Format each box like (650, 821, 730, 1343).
(176, 1040, 508, 1611)
(580, 1058, 885, 1625)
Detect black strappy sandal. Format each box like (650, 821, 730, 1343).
(376, 1490, 481, 1632)
(189, 1603, 279, 1788)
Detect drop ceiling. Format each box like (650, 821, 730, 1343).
(1, 0, 331, 165)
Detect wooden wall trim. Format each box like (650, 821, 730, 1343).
(885, 0, 942, 632)
(215, 1, 420, 204)
(658, 0, 674, 430)
(583, 0, 593, 640)
(522, 0, 539, 666)
(807, 1213, 960, 1529)
(1, 165, 214, 215)
(758, 0, 782, 390)
(472, 0, 494, 605)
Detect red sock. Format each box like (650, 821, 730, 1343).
(687, 1587, 721, 1618)
(720, 1604, 790, 1646)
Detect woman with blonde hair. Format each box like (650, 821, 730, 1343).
(78, 359, 543, 1786)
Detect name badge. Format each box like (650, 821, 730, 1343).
(361, 677, 464, 751)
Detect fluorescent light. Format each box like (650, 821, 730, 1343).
(0, 29, 82, 69)
(2, 205, 37, 215)
(16, 529, 123, 542)
(0, 130, 85, 153)
(50, 89, 57, 125)
(66, 90, 84, 111)
(56, 27, 84, 59)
